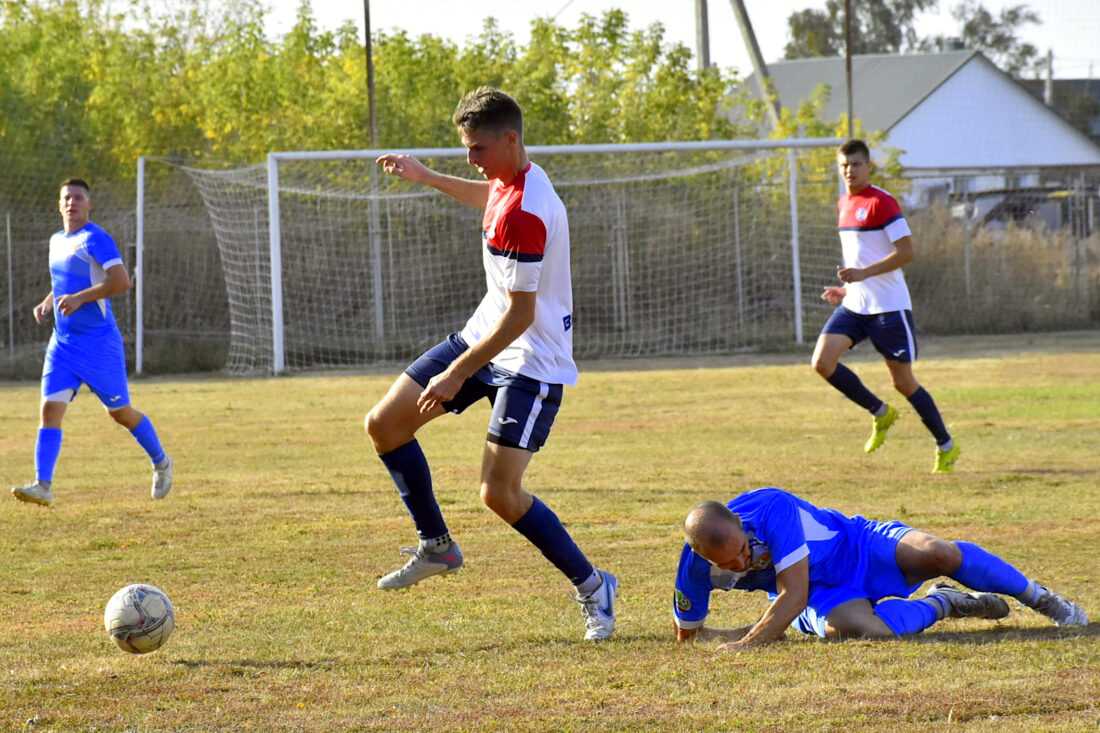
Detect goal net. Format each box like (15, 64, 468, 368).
(141, 140, 843, 374)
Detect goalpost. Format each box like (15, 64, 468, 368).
(136, 138, 842, 375)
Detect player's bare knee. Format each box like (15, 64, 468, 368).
(932, 540, 963, 575)
(365, 405, 400, 451)
(811, 354, 835, 378)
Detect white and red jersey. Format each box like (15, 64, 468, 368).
(837, 185, 913, 314)
(460, 162, 578, 385)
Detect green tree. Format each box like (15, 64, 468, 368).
(918, 1, 1041, 76)
(784, 0, 937, 58)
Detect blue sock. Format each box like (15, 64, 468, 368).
(950, 541, 1030, 597)
(129, 415, 167, 465)
(873, 598, 943, 635)
(906, 387, 951, 446)
(380, 440, 448, 541)
(511, 497, 595, 586)
(35, 427, 63, 484)
(826, 363, 884, 413)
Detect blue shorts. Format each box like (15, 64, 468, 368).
(793, 519, 919, 638)
(404, 333, 563, 453)
(821, 306, 919, 363)
(41, 331, 131, 409)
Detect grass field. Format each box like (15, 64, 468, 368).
(1, 331, 1098, 732)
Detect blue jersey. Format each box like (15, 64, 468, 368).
(673, 488, 871, 629)
(49, 222, 124, 342)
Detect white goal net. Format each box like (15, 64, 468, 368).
(139, 140, 844, 374)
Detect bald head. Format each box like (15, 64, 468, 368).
(684, 500, 743, 556)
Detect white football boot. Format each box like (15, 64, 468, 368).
(576, 569, 618, 641)
(152, 456, 173, 500)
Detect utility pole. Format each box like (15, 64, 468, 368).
(695, 0, 711, 71)
(844, 0, 854, 139)
(728, 0, 780, 130)
(364, 0, 377, 146)
(1044, 48, 1054, 106)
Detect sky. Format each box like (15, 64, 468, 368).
(264, 0, 1100, 79)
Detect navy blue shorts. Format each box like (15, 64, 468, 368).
(404, 333, 563, 453)
(821, 306, 919, 363)
(793, 518, 919, 638)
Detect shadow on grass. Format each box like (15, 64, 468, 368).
(916, 622, 1100, 645)
(170, 658, 338, 670)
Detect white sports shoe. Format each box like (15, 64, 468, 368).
(11, 481, 53, 507)
(1032, 585, 1088, 627)
(152, 456, 173, 500)
(377, 542, 463, 590)
(576, 569, 618, 641)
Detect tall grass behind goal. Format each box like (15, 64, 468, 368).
(139, 140, 843, 374)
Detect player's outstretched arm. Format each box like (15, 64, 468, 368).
(375, 153, 490, 209)
(717, 558, 809, 651)
(33, 292, 54, 324)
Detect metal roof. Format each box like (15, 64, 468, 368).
(747, 50, 977, 133)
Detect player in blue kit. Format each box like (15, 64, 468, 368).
(10, 179, 173, 507)
(673, 488, 1087, 649)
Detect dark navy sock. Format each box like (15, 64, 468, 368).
(873, 598, 942, 635)
(906, 386, 951, 446)
(511, 497, 595, 586)
(825, 363, 884, 413)
(129, 415, 167, 465)
(950, 541, 1029, 597)
(379, 439, 448, 540)
(35, 427, 63, 484)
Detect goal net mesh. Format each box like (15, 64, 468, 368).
(146, 144, 842, 373)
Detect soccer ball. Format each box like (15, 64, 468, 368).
(103, 584, 175, 654)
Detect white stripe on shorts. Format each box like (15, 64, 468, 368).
(518, 382, 550, 449)
(900, 311, 917, 361)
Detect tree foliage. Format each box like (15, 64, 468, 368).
(784, 0, 1041, 77)
(917, 1, 1042, 77)
(0, 0, 754, 191)
(784, 0, 937, 58)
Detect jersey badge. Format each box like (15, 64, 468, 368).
(855, 207, 868, 222)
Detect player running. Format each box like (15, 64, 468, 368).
(368, 88, 616, 641)
(813, 139, 959, 473)
(11, 179, 173, 507)
(673, 488, 1087, 649)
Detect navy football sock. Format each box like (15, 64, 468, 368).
(906, 386, 951, 446)
(380, 439, 448, 540)
(511, 497, 595, 586)
(35, 427, 63, 484)
(950, 541, 1029, 597)
(825, 363, 884, 413)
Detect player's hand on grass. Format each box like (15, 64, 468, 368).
(55, 293, 87, 316)
(416, 368, 464, 414)
(821, 286, 846, 305)
(376, 154, 431, 184)
(836, 265, 867, 283)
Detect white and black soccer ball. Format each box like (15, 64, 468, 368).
(103, 584, 175, 654)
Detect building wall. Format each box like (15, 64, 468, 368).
(887, 57, 1100, 169)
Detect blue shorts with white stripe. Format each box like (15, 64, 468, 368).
(821, 306, 918, 363)
(404, 333, 563, 452)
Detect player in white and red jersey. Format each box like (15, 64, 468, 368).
(812, 140, 960, 473)
(368, 88, 616, 641)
